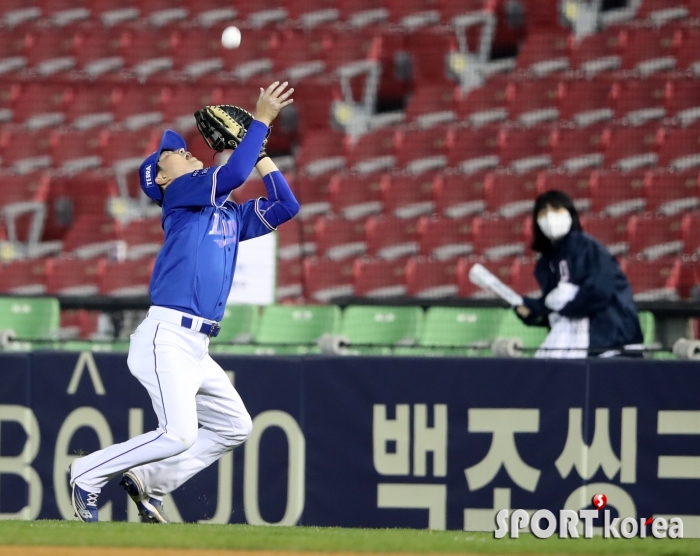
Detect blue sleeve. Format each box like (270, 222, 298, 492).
(237, 170, 300, 241)
(215, 120, 269, 197)
(559, 237, 617, 319)
(162, 168, 223, 210)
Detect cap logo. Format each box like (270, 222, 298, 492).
(145, 165, 153, 186)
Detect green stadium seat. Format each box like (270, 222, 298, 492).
(255, 305, 340, 346)
(496, 310, 549, 355)
(420, 307, 507, 355)
(210, 344, 320, 356)
(210, 304, 260, 344)
(340, 306, 424, 352)
(0, 297, 60, 341)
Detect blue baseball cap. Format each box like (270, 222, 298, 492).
(139, 129, 188, 204)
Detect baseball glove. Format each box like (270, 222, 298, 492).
(194, 105, 270, 160)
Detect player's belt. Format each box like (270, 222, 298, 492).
(180, 316, 220, 338)
(148, 306, 221, 338)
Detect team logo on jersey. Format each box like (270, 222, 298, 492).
(208, 212, 238, 247)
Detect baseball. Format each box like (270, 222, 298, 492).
(221, 26, 241, 49)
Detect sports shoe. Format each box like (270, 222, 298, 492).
(69, 465, 99, 523)
(119, 471, 170, 524)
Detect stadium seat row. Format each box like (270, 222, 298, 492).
(276, 254, 700, 303)
(0, 296, 658, 357)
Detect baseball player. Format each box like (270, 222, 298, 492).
(69, 81, 297, 522)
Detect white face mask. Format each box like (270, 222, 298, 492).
(537, 211, 572, 240)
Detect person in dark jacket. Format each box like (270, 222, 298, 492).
(516, 190, 644, 356)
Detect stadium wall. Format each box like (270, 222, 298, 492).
(1, 352, 699, 537)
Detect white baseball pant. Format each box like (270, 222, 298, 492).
(71, 306, 253, 498)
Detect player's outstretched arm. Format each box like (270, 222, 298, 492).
(253, 156, 300, 228)
(216, 82, 294, 196)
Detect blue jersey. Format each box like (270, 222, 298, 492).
(149, 166, 274, 322)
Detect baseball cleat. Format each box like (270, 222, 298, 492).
(120, 471, 170, 524)
(69, 465, 99, 523)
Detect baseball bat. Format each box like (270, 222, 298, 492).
(468, 263, 524, 306)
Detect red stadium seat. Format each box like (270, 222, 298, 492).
(515, 29, 571, 74)
(100, 129, 161, 169)
(497, 126, 553, 172)
(292, 76, 339, 133)
(456, 257, 517, 298)
(23, 30, 76, 73)
(678, 258, 700, 300)
(294, 174, 332, 219)
(570, 28, 625, 75)
(471, 217, 527, 259)
(49, 131, 103, 171)
(120, 217, 164, 260)
(580, 214, 630, 256)
(365, 216, 420, 259)
(483, 171, 538, 218)
(168, 29, 222, 75)
(0, 259, 48, 295)
(676, 29, 700, 71)
(682, 213, 700, 255)
(276, 257, 304, 301)
(589, 170, 647, 216)
(60, 309, 100, 340)
(510, 257, 542, 297)
(558, 78, 615, 126)
(394, 126, 449, 173)
(109, 84, 165, 123)
(345, 127, 397, 174)
(99, 257, 155, 296)
(384, 0, 443, 22)
(620, 28, 682, 75)
(417, 216, 474, 260)
(658, 128, 700, 170)
(405, 84, 457, 126)
(666, 79, 700, 125)
(406, 257, 459, 298)
(621, 257, 681, 301)
(303, 257, 355, 301)
(72, 28, 123, 76)
(0, 130, 52, 172)
(270, 29, 326, 79)
(406, 27, 460, 86)
(636, 0, 692, 21)
(549, 125, 606, 171)
(119, 29, 173, 77)
(645, 170, 700, 215)
(381, 173, 435, 219)
(276, 219, 316, 260)
(284, 0, 340, 22)
(352, 257, 408, 298)
(47, 171, 118, 219)
(296, 129, 346, 175)
(603, 125, 662, 171)
(536, 170, 593, 213)
(0, 171, 50, 205)
(454, 75, 510, 125)
(612, 78, 667, 124)
(61, 215, 123, 259)
(323, 32, 378, 71)
(9, 83, 71, 125)
(63, 85, 116, 127)
(314, 217, 367, 260)
(433, 172, 488, 218)
(329, 173, 383, 220)
(45, 257, 107, 296)
(158, 85, 217, 125)
(628, 215, 685, 259)
(446, 126, 500, 172)
(506, 77, 562, 126)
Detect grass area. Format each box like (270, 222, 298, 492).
(0, 521, 698, 555)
